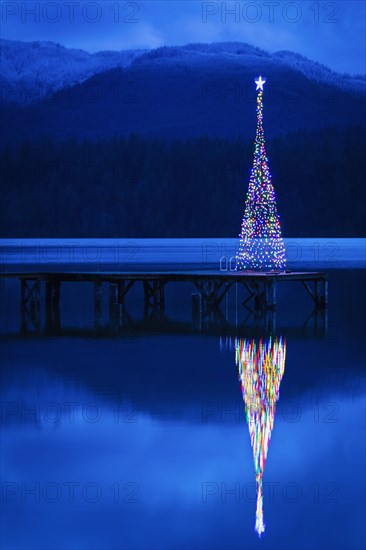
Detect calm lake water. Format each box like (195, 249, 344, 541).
(0, 239, 365, 550)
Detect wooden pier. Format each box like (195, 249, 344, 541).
(0, 270, 327, 334)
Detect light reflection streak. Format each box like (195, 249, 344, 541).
(236, 337, 286, 536)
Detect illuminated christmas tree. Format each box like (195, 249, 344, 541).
(236, 336, 286, 536)
(236, 77, 286, 271)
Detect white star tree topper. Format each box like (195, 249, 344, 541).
(255, 76, 266, 91)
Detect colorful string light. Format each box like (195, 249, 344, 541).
(236, 77, 286, 271)
(236, 337, 286, 536)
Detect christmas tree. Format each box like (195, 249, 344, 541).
(236, 77, 286, 271)
(236, 337, 286, 536)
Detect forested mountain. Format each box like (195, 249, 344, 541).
(1, 127, 364, 237)
(1, 40, 365, 237)
(1, 40, 365, 146)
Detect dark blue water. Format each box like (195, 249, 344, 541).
(0, 263, 365, 550)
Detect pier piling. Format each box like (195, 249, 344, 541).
(8, 270, 328, 334)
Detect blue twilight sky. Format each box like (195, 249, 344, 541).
(1, 0, 365, 74)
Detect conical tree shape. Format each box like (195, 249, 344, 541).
(236, 77, 286, 271)
(236, 336, 286, 536)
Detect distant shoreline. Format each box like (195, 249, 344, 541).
(0, 238, 365, 271)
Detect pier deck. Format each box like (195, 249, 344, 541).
(1, 269, 328, 333)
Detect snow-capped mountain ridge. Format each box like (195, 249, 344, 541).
(1, 39, 364, 105)
(272, 49, 365, 90)
(133, 43, 365, 93)
(0, 39, 147, 103)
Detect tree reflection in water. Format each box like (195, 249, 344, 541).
(236, 337, 286, 536)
